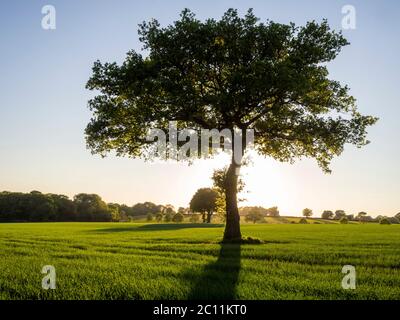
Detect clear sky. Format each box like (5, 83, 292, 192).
(0, 0, 399, 216)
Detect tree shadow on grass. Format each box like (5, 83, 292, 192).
(89, 223, 224, 234)
(187, 243, 241, 299)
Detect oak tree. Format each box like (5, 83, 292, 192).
(85, 9, 377, 241)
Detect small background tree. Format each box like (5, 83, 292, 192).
(190, 188, 218, 223)
(302, 208, 313, 218)
(321, 210, 334, 219)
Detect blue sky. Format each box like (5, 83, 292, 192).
(0, 0, 399, 216)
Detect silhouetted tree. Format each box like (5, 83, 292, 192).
(85, 9, 377, 241)
(302, 208, 313, 218)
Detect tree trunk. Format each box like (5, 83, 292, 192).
(206, 210, 212, 223)
(223, 160, 242, 242)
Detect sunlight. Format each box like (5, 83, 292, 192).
(192, 151, 295, 215)
(240, 153, 292, 212)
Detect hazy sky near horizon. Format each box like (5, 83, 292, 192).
(0, 0, 399, 216)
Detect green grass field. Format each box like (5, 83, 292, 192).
(0, 222, 399, 300)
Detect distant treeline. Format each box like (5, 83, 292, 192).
(0, 191, 176, 222)
(239, 206, 280, 217)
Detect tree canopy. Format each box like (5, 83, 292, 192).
(86, 8, 376, 171)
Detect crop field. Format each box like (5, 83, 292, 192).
(0, 222, 399, 300)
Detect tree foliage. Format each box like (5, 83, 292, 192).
(0, 191, 112, 222)
(0, 191, 183, 223)
(86, 8, 377, 172)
